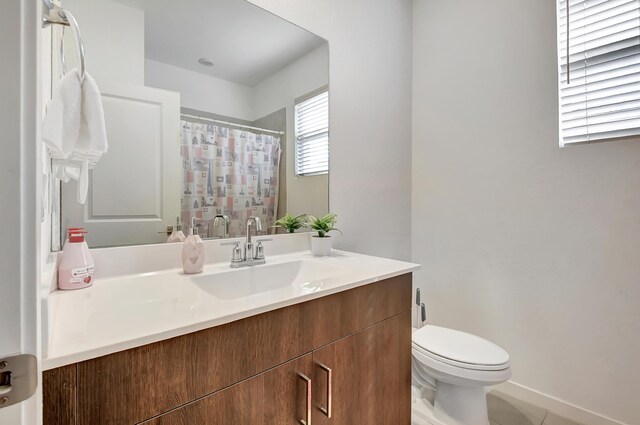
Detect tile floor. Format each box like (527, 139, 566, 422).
(487, 391, 583, 425)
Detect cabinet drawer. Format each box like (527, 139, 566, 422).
(43, 273, 412, 424)
(140, 354, 313, 425)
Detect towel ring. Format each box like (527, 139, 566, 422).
(58, 11, 86, 83)
(42, 1, 86, 83)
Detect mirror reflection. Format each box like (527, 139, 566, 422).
(54, 0, 329, 248)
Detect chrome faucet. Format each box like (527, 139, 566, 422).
(221, 217, 272, 268)
(245, 216, 261, 258)
(210, 214, 230, 238)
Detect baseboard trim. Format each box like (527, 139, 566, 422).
(496, 381, 628, 425)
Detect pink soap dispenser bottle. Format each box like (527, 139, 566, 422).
(167, 216, 186, 243)
(182, 217, 204, 274)
(58, 228, 95, 290)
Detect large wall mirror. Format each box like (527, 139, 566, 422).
(51, 0, 329, 248)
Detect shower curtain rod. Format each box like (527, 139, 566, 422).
(181, 113, 284, 135)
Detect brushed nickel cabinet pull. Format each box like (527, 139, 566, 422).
(298, 373, 312, 425)
(317, 363, 332, 418)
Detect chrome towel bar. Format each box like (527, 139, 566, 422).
(42, 0, 86, 83)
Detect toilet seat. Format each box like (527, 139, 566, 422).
(412, 326, 510, 371)
(412, 344, 508, 371)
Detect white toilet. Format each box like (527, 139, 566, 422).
(411, 326, 511, 425)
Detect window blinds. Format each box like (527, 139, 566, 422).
(558, 0, 640, 145)
(295, 90, 329, 176)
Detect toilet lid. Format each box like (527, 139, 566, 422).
(412, 325, 509, 367)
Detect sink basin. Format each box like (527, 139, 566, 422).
(192, 259, 345, 300)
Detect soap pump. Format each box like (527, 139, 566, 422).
(182, 217, 204, 274)
(58, 228, 95, 290)
(167, 215, 186, 243)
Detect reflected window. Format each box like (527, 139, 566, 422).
(295, 88, 329, 176)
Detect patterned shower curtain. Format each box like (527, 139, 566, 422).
(180, 119, 281, 238)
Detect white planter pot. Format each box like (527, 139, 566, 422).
(310, 236, 332, 256)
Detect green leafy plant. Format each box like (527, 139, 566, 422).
(307, 213, 343, 238)
(275, 213, 307, 233)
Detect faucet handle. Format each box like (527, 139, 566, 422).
(220, 241, 240, 246)
(221, 241, 242, 263)
(254, 238, 272, 260)
(255, 243, 265, 260)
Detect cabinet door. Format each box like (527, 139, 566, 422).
(312, 311, 411, 425)
(142, 353, 313, 425)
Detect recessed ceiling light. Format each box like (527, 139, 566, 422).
(198, 58, 214, 67)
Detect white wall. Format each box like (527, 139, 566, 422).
(249, 0, 413, 260)
(253, 44, 329, 217)
(412, 1, 640, 424)
(63, 0, 144, 85)
(145, 59, 255, 121)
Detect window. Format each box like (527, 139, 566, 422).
(557, 0, 640, 146)
(295, 88, 329, 176)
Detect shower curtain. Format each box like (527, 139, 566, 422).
(180, 119, 281, 238)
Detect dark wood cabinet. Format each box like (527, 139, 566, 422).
(312, 311, 412, 425)
(43, 274, 412, 425)
(42, 364, 76, 425)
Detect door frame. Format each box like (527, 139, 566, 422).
(0, 0, 42, 424)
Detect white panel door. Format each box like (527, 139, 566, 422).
(0, 0, 40, 424)
(62, 81, 181, 247)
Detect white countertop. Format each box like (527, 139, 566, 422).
(44, 250, 419, 370)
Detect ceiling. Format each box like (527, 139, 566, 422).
(113, 0, 327, 86)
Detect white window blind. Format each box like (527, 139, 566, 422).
(295, 89, 329, 176)
(557, 0, 640, 145)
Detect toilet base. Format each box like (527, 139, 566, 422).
(434, 382, 489, 425)
(412, 384, 489, 425)
(412, 390, 445, 425)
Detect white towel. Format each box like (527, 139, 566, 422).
(42, 69, 108, 204)
(42, 70, 82, 159)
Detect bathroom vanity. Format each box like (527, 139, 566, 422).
(42, 244, 418, 425)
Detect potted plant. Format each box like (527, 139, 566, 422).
(307, 213, 342, 256)
(275, 213, 307, 233)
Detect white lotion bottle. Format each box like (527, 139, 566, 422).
(167, 216, 186, 243)
(182, 217, 204, 274)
